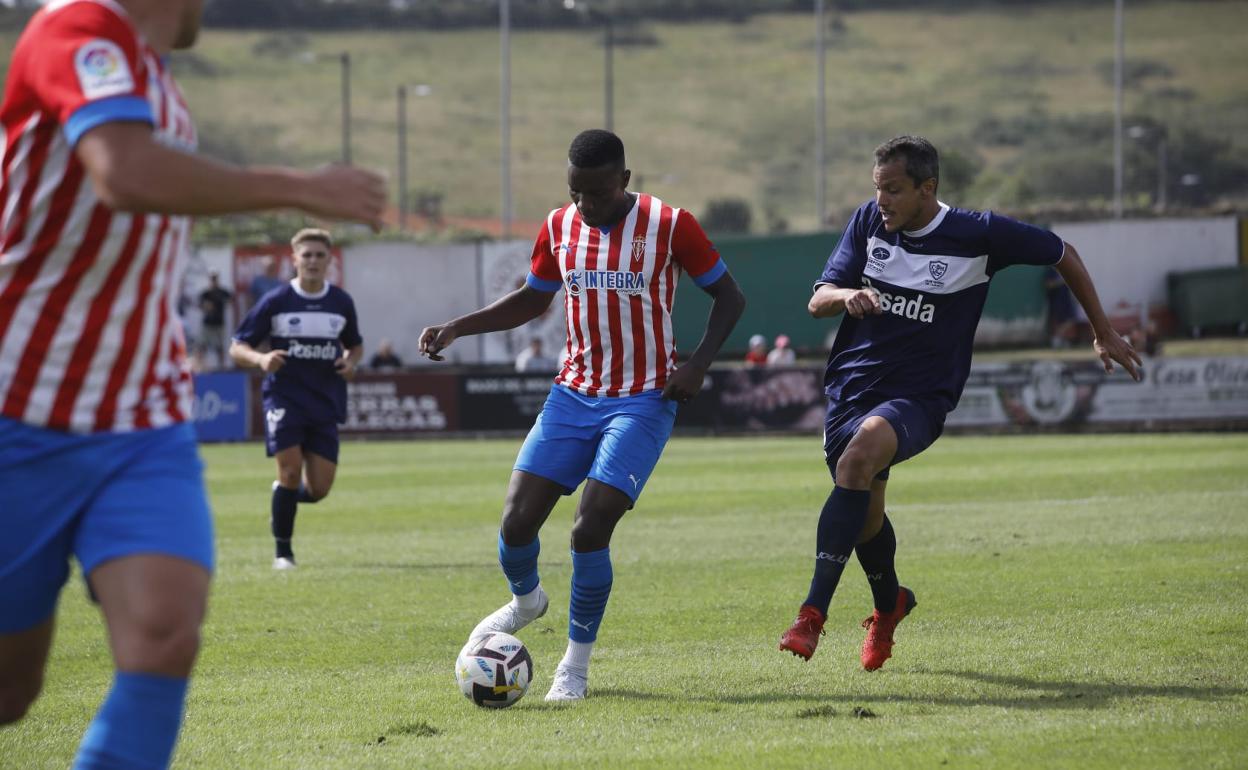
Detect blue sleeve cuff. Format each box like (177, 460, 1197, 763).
(64, 96, 154, 147)
(526, 272, 562, 293)
(691, 259, 727, 289)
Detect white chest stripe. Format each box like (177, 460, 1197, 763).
(272, 311, 347, 339)
(864, 236, 989, 295)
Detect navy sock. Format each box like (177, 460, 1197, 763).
(297, 485, 318, 504)
(73, 672, 188, 770)
(271, 485, 299, 559)
(802, 486, 872, 615)
(498, 533, 541, 596)
(855, 514, 900, 612)
(569, 548, 613, 643)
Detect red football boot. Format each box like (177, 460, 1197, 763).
(860, 586, 917, 671)
(779, 605, 826, 661)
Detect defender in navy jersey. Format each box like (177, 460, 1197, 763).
(231, 229, 363, 570)
(778, 136, 1141, 669)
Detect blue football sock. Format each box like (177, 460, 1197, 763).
(802, 486, 871, 615)
(271, 485, 299, 559)
(73, 671, 188, 770)
(498, 533, 540, 596)
(855, 514, 900, 612)
(569, 547, 613, 643)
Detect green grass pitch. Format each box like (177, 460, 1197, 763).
(6, 433, 1247, 768)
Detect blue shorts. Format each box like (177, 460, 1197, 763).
(823, 397, 946, 483)
(264, 400, 339, 463)
(0, 417, 215, 634)
(514, 384, 678, 502)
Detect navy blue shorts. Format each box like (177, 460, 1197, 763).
(514, 384, 677, 502)
(823, 397, 946, 482)
(0, 417, 215, 633)
(264, 401, 339, 463)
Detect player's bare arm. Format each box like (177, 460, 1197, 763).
(662, 272, 746, 403)
(229, 339, 287, 374)
(1055, 242, 1143, 381)
(76, 123, 386, 228)
(420, 285, 556, 361)
(809, 283, 882, 319)
(335, 344, 364, 381)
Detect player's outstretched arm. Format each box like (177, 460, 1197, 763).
(1055, 242, 1143, 381)
(809, 283, 882, 319)
(662, 272, 746, 403)
(229, 340, 287, 374)
(76, 123, 386, 228)
(419, 286, 556, 362)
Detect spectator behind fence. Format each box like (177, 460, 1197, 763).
(369, 338, 404, 370)
(745, 333, 768, 366)
(198, 272, 232, 369)
(515, 337, 558, 373)
(249, 255, 285, 310)
(767, 333, 796, 366)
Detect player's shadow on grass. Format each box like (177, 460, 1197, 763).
(594, 670, 1246, 711)
(915, 668, 1248, 711)
(345, 561, 569, 571)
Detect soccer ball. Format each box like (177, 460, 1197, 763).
(455, 632, 533, 708)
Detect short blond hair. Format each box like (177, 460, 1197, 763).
(291, 228, 332, 250)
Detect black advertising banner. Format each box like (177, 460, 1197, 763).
(343, 373, 459, 433)
(459, 374, 559, 431)
(676, 368, 825, 433)
(226, 357, 1248, 443)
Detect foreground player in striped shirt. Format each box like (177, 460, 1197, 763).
(420, 129, 746, 702)
(0, 1, 385, 767)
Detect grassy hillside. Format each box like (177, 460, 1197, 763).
(2, 2, 1246, 233)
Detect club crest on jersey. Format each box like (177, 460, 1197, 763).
(631, 237, 647, 263)
(928, 260, 948, 281)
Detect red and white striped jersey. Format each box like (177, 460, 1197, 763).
(527, 194, 727, 397)
(0, 0, 197, 434)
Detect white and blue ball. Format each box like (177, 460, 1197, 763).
(455, 632, 533, 708)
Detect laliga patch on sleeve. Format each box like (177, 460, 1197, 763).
(74, 39, 136, 100)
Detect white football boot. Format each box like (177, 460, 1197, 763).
(468, 585, 549, 641)
(272, 556, 297, 571)
(543, 665, 588, 702)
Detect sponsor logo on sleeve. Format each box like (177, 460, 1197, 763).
(74, 39, 136, 100)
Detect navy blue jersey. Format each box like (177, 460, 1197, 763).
(818, 201, 1063, 411)
(233, 280, 362, 423)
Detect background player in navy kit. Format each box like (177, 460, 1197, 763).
(230, 229, 363, 569)
(779, 136, 1142, 669)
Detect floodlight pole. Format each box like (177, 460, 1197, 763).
(340, 52, 352, 165)
(604, 12, 614, 132)
(815, 0, 827, 228)
(397, 85, 407, 230)
(500, 0, 513, 239)
(1112, 0, 1124, 218)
